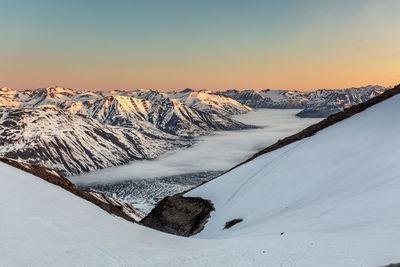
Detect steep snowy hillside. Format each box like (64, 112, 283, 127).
(188, 89, 400, 238)
(0, 87, 253, 137)
(219, 85, 390, 117)
(143, 87, 400, 265)
(0, 106, 190, 175)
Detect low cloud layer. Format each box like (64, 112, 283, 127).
(71, 110, 320, 185)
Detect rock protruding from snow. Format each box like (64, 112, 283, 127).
(141, 194, 214, 236)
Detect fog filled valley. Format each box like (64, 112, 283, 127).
(72, 109, 320, 212)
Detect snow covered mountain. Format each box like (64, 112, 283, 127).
(0, 87, 253, 175)
(0, 86, 253, 137)
(166, 88, 253, 116)
(0, 106, 190, 176)
(296, 85, 387, 117)
(218, 85, 390, 117)
(2, 86, 400, 266)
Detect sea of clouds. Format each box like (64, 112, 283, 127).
(71, 109, 320, 185)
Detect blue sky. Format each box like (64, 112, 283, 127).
(1, 0, 399, 90)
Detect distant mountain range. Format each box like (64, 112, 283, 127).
(217, 85, 390, 117)
(0, 87, 252, 137)
(0, 85, 390, 176)
(0, 106, 191, 176)
(0, 87, 253, 175)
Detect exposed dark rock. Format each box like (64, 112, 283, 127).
(295, 109, 332, 118)
(0, 156, 145, 223)
(224, 218, 243, 229)
(141, 194, 214, 237)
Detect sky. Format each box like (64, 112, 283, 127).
(0, 0, 399, 91)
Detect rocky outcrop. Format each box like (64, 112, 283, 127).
(0, 156, 145, 222)
(141, 194, 214, 236)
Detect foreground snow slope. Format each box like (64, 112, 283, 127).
(185, 93, 400, 264)
(0, 162, 235, 266)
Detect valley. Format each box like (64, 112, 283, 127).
(71, 109, 320, 212)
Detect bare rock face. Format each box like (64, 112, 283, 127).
(0, 156, 145, 222)
(141, 194, 214, 237)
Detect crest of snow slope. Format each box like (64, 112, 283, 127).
(184, 93, 400, 265)
(0, 106, 189, 176)
(2, 87, 252, 137)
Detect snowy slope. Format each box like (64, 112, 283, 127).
(183, 92, 400, 264)
(0, 160, 311, 267)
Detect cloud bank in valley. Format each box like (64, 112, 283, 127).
(71, 109, 320, 185)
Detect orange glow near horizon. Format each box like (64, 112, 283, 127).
(1, 1, 399, 92)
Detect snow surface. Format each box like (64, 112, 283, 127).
(186, 93, 400, 265)
(2, 94, 400, 266)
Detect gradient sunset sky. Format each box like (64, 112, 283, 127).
(1, 0, 399, 91)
